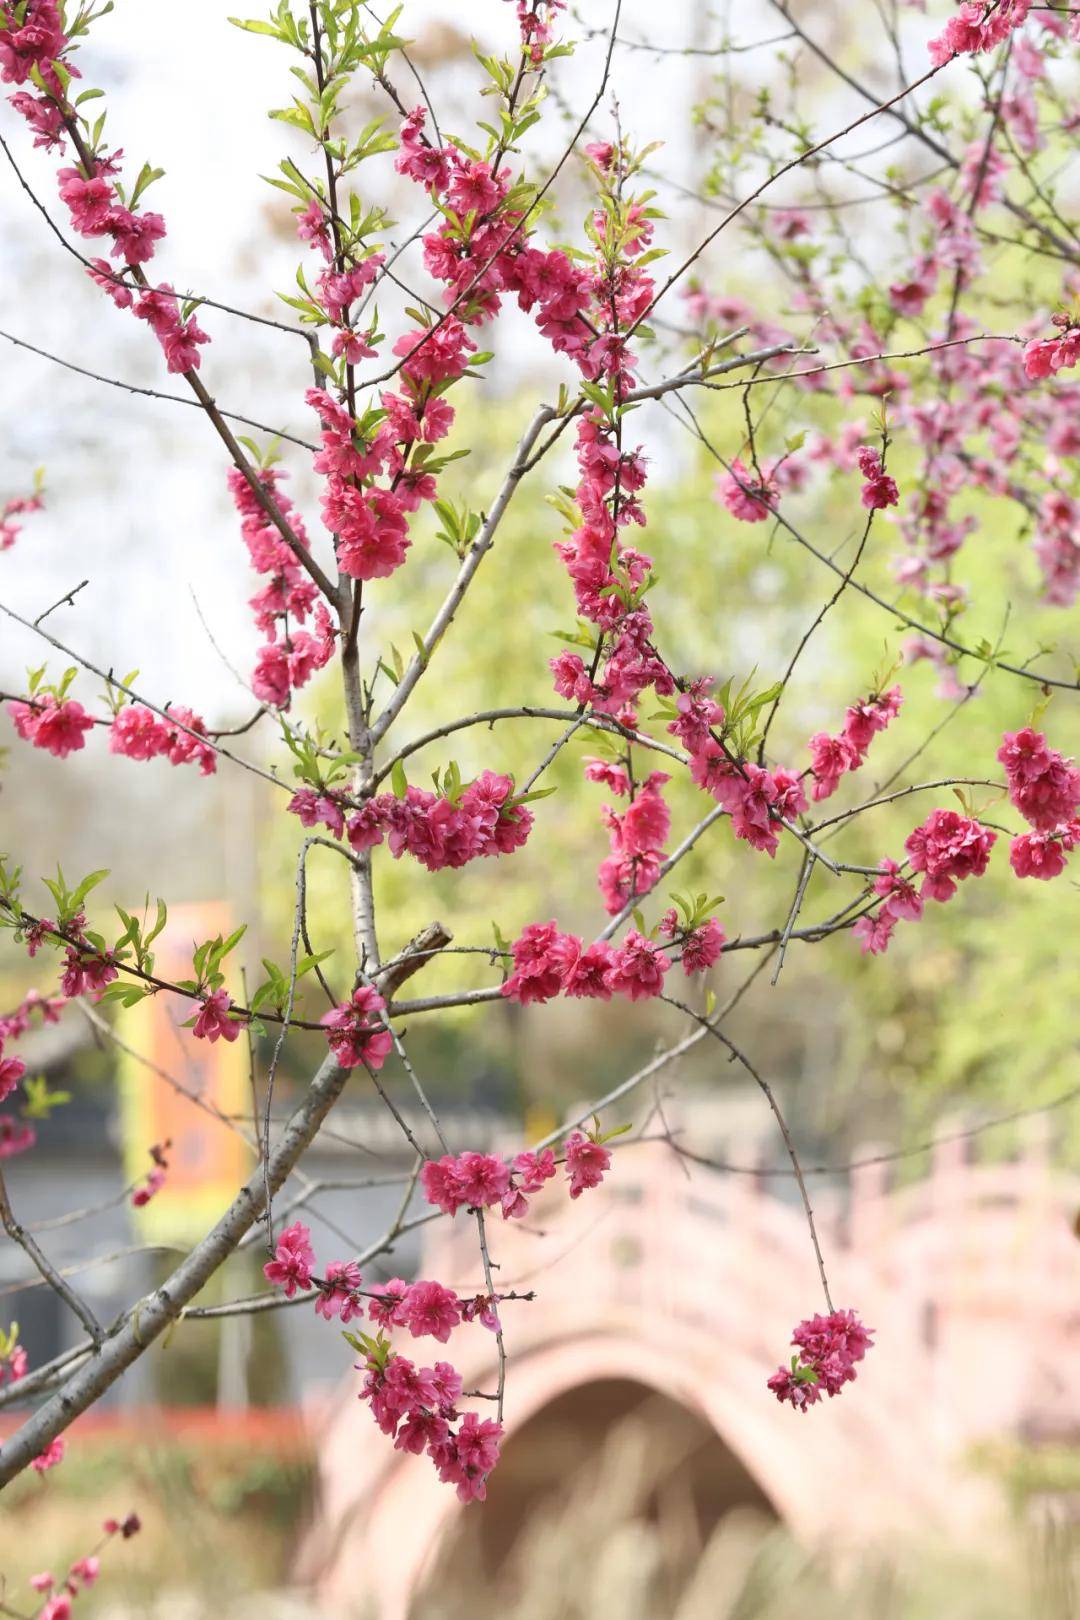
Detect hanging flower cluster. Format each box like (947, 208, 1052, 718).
(998, 727, 1080, 880)
(767, 1308, 874, 1411)
(227, 465, 336, 711)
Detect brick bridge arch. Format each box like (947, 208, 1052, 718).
(302, 1136, 1080, 1616)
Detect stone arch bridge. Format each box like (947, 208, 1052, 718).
(300, 1133, 1080, 1616)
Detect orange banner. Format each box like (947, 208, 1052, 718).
(119, 903, 253, 1243)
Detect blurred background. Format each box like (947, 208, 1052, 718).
(1, 0, 1078, 1614)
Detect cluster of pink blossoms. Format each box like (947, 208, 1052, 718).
(0, 485, 42, 551)
(262, 1221, 505, 1502)
(320, 984, 392, 1071)
(856, 446, 899, 510)
(27, 1515, 140, 1620)
(3, 4, 211, 373)
(855, 809, 995, 956)
(8, 690, 217, 774)
(421, 1138, 610, 1216)
(587, 760, 671, 915)
(8, 694, 95, 758)
(0, 989, 64, 1160)
(1024, 318, 1080, 383)
(0, 1331, 28, 1387)
(190, 987, 244, 1044)
(503, 0, 564, 63)
(226, 466, 335, 710)
(500, 920, 662, 1005)
(998, 727, 1080, 880)
(400, 120, 667, 722)
(767, 1308, 874, 1412)
(130, 1140, 170, 1208)
(808, 685, 903, 804)
(717, 458, 781, 523)
(928, 1, 1031, 65)
(33, 1435, 65, 1474)
(548, 416, 670, 719)
(109, 702, 216, 775)
(29, 1557, 98, 1620)
(289, 769, 534, 873)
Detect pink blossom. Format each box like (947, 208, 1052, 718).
(321, 985, 392, 1070)
(109, 705, 168, 761)
(564, 1131, 611, 1198)
(809, 731, 859, 801)
(501, 921, 579, 1004)
(766, 1365, 822, 1411)
(32, 1437, 65, 1474)
(620, 778, 671, 856)
(192, 988, 242, 1044)
(315, 1260, 364, 1322)
(263, 1221, 315, 1298)
(608, 929, 670, 1001)
(0, 1050, 26, 1104)
(717, 458, 779, 522)
(367, 1279, 410, 1331)
(856, 445, 899, 509)
(1009, 830, 1072, 880)
(904, 808, 996, 901)
(563, 939, 616, 999)
(997, 728, 1080, 831)
(401, 1280, 462, 1343)
(420, 1156, 469, 1217)
(0, 1116, 35, 1158)
(843, 686, 902, 758)
(453, 1151, 511, 1209)
(680, 917, 727, 975)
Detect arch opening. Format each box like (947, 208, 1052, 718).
(412, 1377, 779, 1618)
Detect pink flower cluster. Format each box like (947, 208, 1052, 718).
(361, 1352, 502, 1504)
(928, 1, 1031, 66)
(0, 1036, 26, 1106)
(32, 1436, 65, 1474)
(856, 446, 899, 510)
(191, 988, 244, 1043)
(658, 909, 728, 975)
(109, 702, 217, 774)
(9, 695, 95, 758)
(0, 485, 43, 551)
(131, 1141, 169, 1208)
(548, 418, 670, 718)
(0, 1334, 28, 1388)
(591, 764, 671, 914)
(397, 113, 668, 724)
(998, 727, 1080, 880)
(4, 3, 213, 376)
(855, 809, 995, 955)
(907, 807, 996, 901)
(505, 0, 565, 64)
(500, 919, 672, 1004)
(305, 383, 430, 586)
(767, 1307, 874, 1412)
(421, 1143, 574, 1220)
(717, 458, 780, 523)
(226, 465, 335, 709)
(27, 1513, 138, 1620)
(320, 984, 393, 1071)
(809, 686, 903, 803)
(260, 1221, 505, 1503)
(288, 770, 534, 873)
(1024, 321, 1080, 382)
